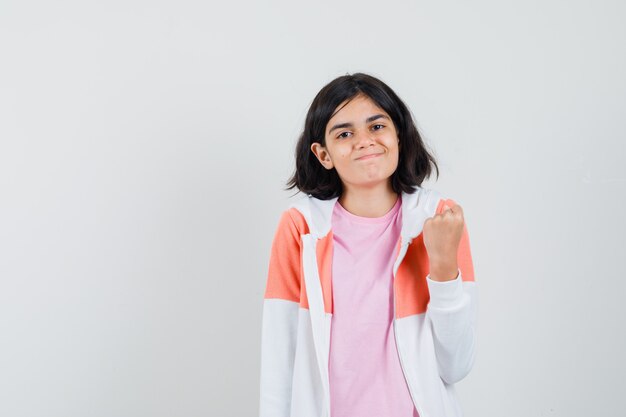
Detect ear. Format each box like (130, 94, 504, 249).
(310, 142, 334, 170)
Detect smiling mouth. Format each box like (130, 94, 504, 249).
(356, 153, 383, 160)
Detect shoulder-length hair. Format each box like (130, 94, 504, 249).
(286, 72, 439, 200)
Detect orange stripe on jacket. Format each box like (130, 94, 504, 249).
(394, 198, 475, 319)
(264, 208, 308, 303)
(264, 207, 333, 313)
(313, 232, 334, 314)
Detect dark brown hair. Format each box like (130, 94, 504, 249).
(286, 72, 439, 200)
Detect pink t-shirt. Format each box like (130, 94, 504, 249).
(329, 195, 419, 417)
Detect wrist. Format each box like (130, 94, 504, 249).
(429, 259, 459, 282)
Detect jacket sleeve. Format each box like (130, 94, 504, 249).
(259, 209, 302, 417)
(425, 198, 478, 385)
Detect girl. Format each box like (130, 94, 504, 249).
(259, 73, 477, 417)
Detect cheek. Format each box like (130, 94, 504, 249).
(389, 148, 400, 168)
(333, 144, 351, 159)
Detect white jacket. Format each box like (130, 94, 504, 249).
(259, 185, 478, 417)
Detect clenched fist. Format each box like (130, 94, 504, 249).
(423, 202, 464, 282)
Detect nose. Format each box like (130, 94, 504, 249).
(354, 129, 375, 148)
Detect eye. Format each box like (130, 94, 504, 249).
(337, 131, 352, 139)
(372, 124, 385, 131)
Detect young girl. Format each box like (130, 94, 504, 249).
(259, 73, 477, 417)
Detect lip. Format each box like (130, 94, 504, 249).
(356, 152, 383, 160)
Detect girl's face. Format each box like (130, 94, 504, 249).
(311, 94, 400, 191)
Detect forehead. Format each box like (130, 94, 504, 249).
(327, 94, 387, 123)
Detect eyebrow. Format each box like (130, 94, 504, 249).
(328, 114, 390, 135)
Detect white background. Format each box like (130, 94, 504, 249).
(1, 1, 625, 416)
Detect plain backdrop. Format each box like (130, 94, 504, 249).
(1, 0, 625, 416)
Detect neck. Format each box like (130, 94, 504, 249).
(338, 181, 399, 218)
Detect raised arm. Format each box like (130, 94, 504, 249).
(424, 198, 478, 385)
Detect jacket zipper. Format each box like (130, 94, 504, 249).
(392, 240, 425, 417)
